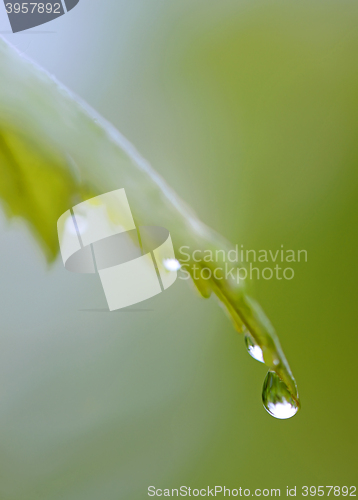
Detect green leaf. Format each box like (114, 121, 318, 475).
(0, 36, 300, 409)
(0, 128, 93, 260)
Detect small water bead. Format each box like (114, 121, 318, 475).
(244, 333, 264, 363)
(163, 258, 181, 271)
(262, 371, 299, 420)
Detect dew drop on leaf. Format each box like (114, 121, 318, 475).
(163, 258, 181, 271)
(244, 333, 264, 363)
(262, 371, 299, 420)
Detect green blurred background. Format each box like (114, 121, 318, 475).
(0, 0, 357, 498)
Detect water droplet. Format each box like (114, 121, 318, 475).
(163, 258, 181, 271)
(262, 371, 299, 419)
(245, 333, 264, 363)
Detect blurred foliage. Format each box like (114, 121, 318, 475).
(0, 129, 92, 260)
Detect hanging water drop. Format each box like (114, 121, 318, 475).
(244, 333, 264, 363)
(262, 371, 299, 419)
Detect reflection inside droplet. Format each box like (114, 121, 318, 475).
(267, 400, 297, 419)
(244, 333, 264, 363)
(262, 371, 299, 420)
(163, 258, 181, 271)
